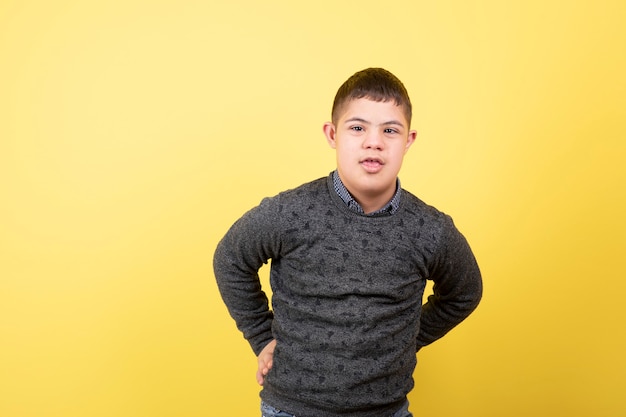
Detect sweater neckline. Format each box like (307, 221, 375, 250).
(325, 173, 404, 219)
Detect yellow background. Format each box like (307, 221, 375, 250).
(1, 1, 625, 416)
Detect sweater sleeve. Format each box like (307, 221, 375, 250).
(213, 197, 282, 355)
(416, 216, 483, 350)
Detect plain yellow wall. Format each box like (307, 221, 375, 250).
(1, 1, 625, 416)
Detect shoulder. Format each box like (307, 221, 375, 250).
(400, 189, 477, 254)
(400, 189, 451, 224)
(241, 176, 329, 218)
(398, 189, 461, 246)
(275, 176, 328, 201)
(255, 176, 330, 213)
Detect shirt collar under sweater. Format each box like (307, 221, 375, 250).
(331, 170, 401, 216)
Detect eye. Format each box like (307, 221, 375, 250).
(350, 126, 364, 132)
(384, 128, 398, 134)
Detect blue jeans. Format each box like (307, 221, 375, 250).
(261, 400, 413, 417)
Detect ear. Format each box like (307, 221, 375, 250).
(323, 122, 337, 149)
(404, 130, 417, 154)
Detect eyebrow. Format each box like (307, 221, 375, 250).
(344, 117, 406, 128)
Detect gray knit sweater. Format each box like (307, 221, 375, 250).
(213, 173, 482, 417)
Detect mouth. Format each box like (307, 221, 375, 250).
(360, 157, 384, 173)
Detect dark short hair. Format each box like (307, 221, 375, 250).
(331, 68, 412, 125)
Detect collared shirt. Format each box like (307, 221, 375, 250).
(332, 170, 402, 216)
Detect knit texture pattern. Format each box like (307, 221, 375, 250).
(213, 173, 482, 417)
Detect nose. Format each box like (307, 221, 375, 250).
(363, 130, 384, 150)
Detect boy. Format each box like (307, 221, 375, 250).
(213, 68, 483, 417)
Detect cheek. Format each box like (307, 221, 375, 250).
(337, 142, 357, 158)
(390, 148, 408, 167)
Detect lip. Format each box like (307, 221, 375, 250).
(360, 157, 384, 173)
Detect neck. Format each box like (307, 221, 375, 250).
(353, 189, 395, 214)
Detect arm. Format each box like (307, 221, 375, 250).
(416, 217, 483, 350)
(213, 197, 282, 356)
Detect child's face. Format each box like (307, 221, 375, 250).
(323, 98, 417, 207)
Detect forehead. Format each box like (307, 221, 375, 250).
(336, 98, 409, 126)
